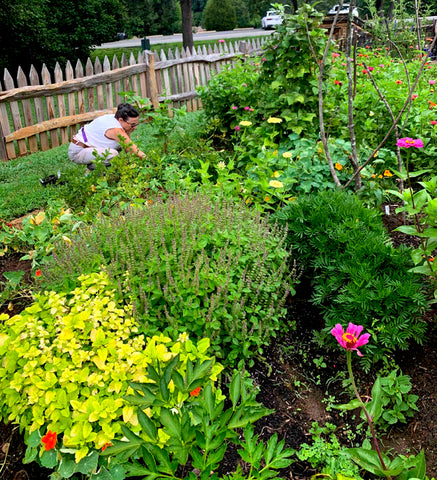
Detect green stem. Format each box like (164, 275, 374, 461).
(346, 351, 391, 478)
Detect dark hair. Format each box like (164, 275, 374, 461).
(115, 103, 140, 120)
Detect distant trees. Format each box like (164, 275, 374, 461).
(0, 0, 125, 75)
(203, 0, 237, 31)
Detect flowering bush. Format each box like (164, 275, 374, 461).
(40, 193, 295, 368)
(0, 271, 223, 465)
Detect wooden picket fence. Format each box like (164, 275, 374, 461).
(0, 38, 267, 162)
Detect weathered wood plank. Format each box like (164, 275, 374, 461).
(137, 51, 148, 98)
(30, 65, 50, 151)
(42, 64, 59, 148)
(75, 60, 86, 115)
(65, 61, 77, 136)
(94, 57, 105, 110)
(5, 109, 116, 142)
(0, 82, 12, 161)
(18, 66, 38, 153)
(54, 63, 69, 145)
(103, 56, 114, 109)
(0, 63, 151, 103)
(85, 58, 95, 112)
(4, 69, 27, 156)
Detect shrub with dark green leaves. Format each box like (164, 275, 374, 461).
(197, 61, 260, 142)
(273, 190, 430, 368)
(42, 192, 295, 368)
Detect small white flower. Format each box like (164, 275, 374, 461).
(177, 332, 189, 343)
(171, 407, 179, 415)
(369, 111, 374, 117)
(217, 161, 226, 170)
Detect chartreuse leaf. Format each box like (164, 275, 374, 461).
(333, 399, 361, 411)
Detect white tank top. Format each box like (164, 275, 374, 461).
(76, 114, 122, 149)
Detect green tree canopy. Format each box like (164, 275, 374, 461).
(202, 0, 237, 31)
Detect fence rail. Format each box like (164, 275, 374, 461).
(0, 38, 266, 161)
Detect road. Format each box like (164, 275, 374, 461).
(96, 28, 276, 49)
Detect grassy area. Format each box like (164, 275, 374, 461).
(90, 35, 271, 63)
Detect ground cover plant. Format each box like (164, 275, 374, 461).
(0, 3, 437, 479)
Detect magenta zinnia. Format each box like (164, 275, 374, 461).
(396, 137, 424, 148)
(331, 323, 370, 356)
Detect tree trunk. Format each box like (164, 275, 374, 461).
(180, 0, 194, 52)
(291, 0, 298, 12)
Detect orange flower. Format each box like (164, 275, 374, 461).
(41, 431, 57, 451)
(190, 387, 201, 397)
(264, 196, 270, 202)
(383, 170, 393, 177)
(102, 443, 113, 451)
(395, 80, 403, 84)
(334, 162, 343, 171)
(35, 270, 42, 277)
(429, 101, 437, 108)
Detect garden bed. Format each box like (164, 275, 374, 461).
(0, 210, 436, 479)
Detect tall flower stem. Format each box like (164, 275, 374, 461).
(346, 351, 390, 477)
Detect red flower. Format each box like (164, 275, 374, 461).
(431, 121, 437, 125)
(102, 443, 113, 451)
(334, 80, 342, 85)
(41, 431, 57, 451)
(362, 69, 368, 74)
(395, 80, 403, 84)
(6, 223, 12, 227)
(190, 387, 201, 397)
(35, 270, 42, 277)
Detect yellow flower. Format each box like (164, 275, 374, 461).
(177, 332, 189, 343)
(273, 171, 280, 178)
(334, 162, 343, 171)
(91, 185, 96, 192)
(273, 150, 278, 155)
(62, 236, 72, 246)
(267, 117, 283, 124)
(287, 196, 297, 202)
(282, 152, 292, 158)
(383, 169, 393, 177)
(269, 180, 284, 188)
(378, 174, 383, 179)
(239, 120, 252, 127)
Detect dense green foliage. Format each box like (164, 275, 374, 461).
(202, 0, 237, 31)
(40, 193, 294, 367)
(273, 190, 429, 367)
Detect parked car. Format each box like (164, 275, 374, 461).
(261, 10, 283, 30)
(115, 32, 128, 40)
(328, 4, 359, 17)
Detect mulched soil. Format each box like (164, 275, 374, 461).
(0, 205, 436, 479)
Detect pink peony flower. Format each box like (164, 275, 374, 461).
(396, 137, 424, 148)
(234, 125, 240, 131)
(331, 323, 370, 357)
(244, 106, 250, 111)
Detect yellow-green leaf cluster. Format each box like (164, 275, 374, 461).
(0, 271, 222, 463)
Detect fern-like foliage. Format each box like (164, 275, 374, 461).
(273, 190, 430, 368)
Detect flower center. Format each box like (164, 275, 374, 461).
(406, 139, 415, 144)
(342, 332, 357, 347)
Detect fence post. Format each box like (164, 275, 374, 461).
(0, 122, 7, 162)
(239, 41, 250, 57)
(146, 52, 160, 110)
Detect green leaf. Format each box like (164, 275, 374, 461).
(77, 451, 99, 474)
(23, 446, 38, 464)
(395, 225, 419, 235)
(138, 409, 158, 441)
(346, 447, 389, 476)
(40, 449, 58, 469)
(58, 457, 77, 478)
(333, 399, 361, 411)
(26, 430, 42, 448)
(92, 466, 112, 480)
(160, 408, 181, 439)
(229, 373, 241, 407)
(160, 377, 170, 402)
(109, 465, 126, 480)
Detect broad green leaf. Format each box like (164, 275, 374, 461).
(160, 408, 181, 439)
(229, 373, 241, 407)
(334, 399, 361, 411)
(77, 451, 99, 474)
(346, 447, 389, 476)
(40, 449, 58, 469)
(138, 408, 158, 441)
(26, 430, 42, 448)
(58, 458, 77, 478)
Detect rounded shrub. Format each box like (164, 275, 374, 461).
(41, 192, 295, 367)
(273, 190, 430, 368)
(202, 0, 237, 31)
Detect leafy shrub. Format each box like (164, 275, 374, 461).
(198, 61, 260, 142)
(273, 190, 429, 367)
(41, 192, 295, 367)
(257, 4, 327, 136)
(0, 271, 223, 466)
(202, 0, 237, 31)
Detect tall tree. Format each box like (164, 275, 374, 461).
(180, 0, 194, 50)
